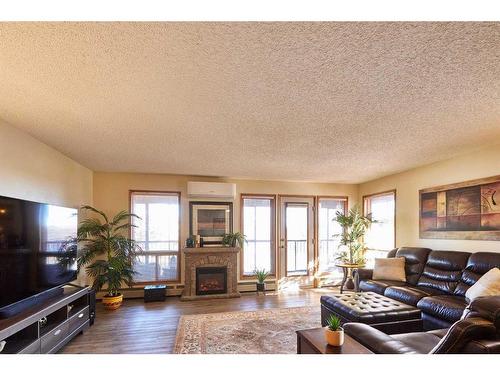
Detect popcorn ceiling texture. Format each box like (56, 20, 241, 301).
(0, 22, 498, 183)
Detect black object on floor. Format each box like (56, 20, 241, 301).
(144, 285, 167, 302)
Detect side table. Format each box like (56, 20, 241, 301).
(337, 263, 364, 293)
(296, 327, 373, 354)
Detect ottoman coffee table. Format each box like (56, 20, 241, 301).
(320, 291, 422, 334)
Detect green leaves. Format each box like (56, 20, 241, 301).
(62, 205, 142, 296)
(222, 232, 247, 248)
(254, 268, 269, 283)
(333, 205, 374, 265)
(326, 314, 342, 331)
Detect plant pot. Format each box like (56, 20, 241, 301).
(256, 282, 266, 292)
(102, 293, 123, 310)
(324, 327, 344, 346)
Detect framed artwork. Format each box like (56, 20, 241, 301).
(189, 201, 233, 246)
(419, 175, 500, 240)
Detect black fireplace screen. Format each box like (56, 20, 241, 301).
(196, 266, 227, 295)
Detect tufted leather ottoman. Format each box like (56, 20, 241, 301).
(321, 292, 423, 334)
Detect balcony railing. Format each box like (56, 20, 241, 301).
(286, 239, 307, 275)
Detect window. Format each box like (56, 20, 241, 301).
(363, 190, 396, 252)
(130, 191, 180, 282)
(317, 197, 347, 275)
(241, 195, 275, 276)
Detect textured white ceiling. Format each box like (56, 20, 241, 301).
(0, 22, 499, 183)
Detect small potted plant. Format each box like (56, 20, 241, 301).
(254, 268, 269, 293)
(324, 314, 344, 346)
(221, 232, 247, 248)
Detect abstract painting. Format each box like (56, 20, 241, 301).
(189, 202, 233, 246)
(420, 175, 500, 240)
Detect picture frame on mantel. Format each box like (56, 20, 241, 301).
(419, 175, 500, 241)
(189, 201, 233, 246)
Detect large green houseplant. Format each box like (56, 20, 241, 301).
(334, 205, 374, 265)
(72, 205, 141, 310)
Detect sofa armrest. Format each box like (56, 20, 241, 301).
(430, 317, 496, 354)
(343, 323, 419, 354)
(469, 295, 500, 330)
(354, 268, 373, 281)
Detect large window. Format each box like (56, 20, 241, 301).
(241, 195, 275, 276)
(363, 190, 396, 252)
(130, 191, 180, 282)
(317, 197, 347, 275)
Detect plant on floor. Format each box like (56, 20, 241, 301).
(254, 268, 269, 292)
(324, 314, 344, 346)
(333, 205, 374, 265)
(222, 232, 247, 248)
(63, 205, 141, 310)
(254, 268, 269, 284)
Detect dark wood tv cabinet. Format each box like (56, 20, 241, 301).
(0, 286, 91, 354)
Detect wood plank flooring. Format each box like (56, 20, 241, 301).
(62, 288, 336, 354)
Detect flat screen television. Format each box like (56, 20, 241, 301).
(0, 194, 78, 317)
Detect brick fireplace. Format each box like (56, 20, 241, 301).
(181, 247, 240, 300)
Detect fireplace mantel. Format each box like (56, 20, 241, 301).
(181, 247, 241, 301)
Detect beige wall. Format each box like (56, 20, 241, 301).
(0, 119, 93, 207)
(359, 143, 500, 253)
(93, 172, 359, 286)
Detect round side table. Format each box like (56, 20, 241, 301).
(337, 263, 364, 293)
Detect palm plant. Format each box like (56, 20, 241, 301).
(334, 205, 374, 265)
(222, 232, 247, 248)
(71, 205, 141, 297)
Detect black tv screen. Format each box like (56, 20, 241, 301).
(0, 195, 78, 311)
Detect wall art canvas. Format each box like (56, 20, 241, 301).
(419, 175, 500, 240)
(189, 202, 233, 246)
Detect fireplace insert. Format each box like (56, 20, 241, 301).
(196, 267, 227, 295)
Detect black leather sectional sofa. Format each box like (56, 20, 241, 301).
(356, 247, 500, 330)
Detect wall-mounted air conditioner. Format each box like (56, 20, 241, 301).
(187, 181, 236, 199)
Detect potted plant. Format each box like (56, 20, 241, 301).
(222, 232, 247, 248)
(324, 314, 344, 346)
(254, 268, 269, 292)
(334, 205, 374, 266)
(71, 205, 141, 310)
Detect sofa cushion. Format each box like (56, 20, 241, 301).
(417, 250, 470, 294)
(359, 279, 406, 295)
(394, 247, 431, 285)
(373, 257, 406, 282)
(417, 295, 468, 323)
(465, 267, 500, 302)
(455, 252, 500, 296)
(384, 285, 442, 306)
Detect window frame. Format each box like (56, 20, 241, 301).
(129, 190, 182, 284)
(315, 195, 348, 275)
(239, 193, 277, 279)
(362, 189, 396, 251)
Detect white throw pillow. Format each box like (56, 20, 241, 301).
(465, 267, 500, 303)
(372, 257, 406, 282)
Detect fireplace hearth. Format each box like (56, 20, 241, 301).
(196, 267, 227, 295)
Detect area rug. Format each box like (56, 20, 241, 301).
(173, 305, 320, 354)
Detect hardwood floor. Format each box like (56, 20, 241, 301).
(62, 288, 336, 354)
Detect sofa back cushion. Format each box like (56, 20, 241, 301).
(454, 252, 500, 296)
(417, 250, 470, 294)
(394, 247, 431, 285)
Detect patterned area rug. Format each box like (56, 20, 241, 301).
(174, 306, 321, 354)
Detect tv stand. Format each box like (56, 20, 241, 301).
(0, 287, 64, 319)
(0, 286, 91, 354)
